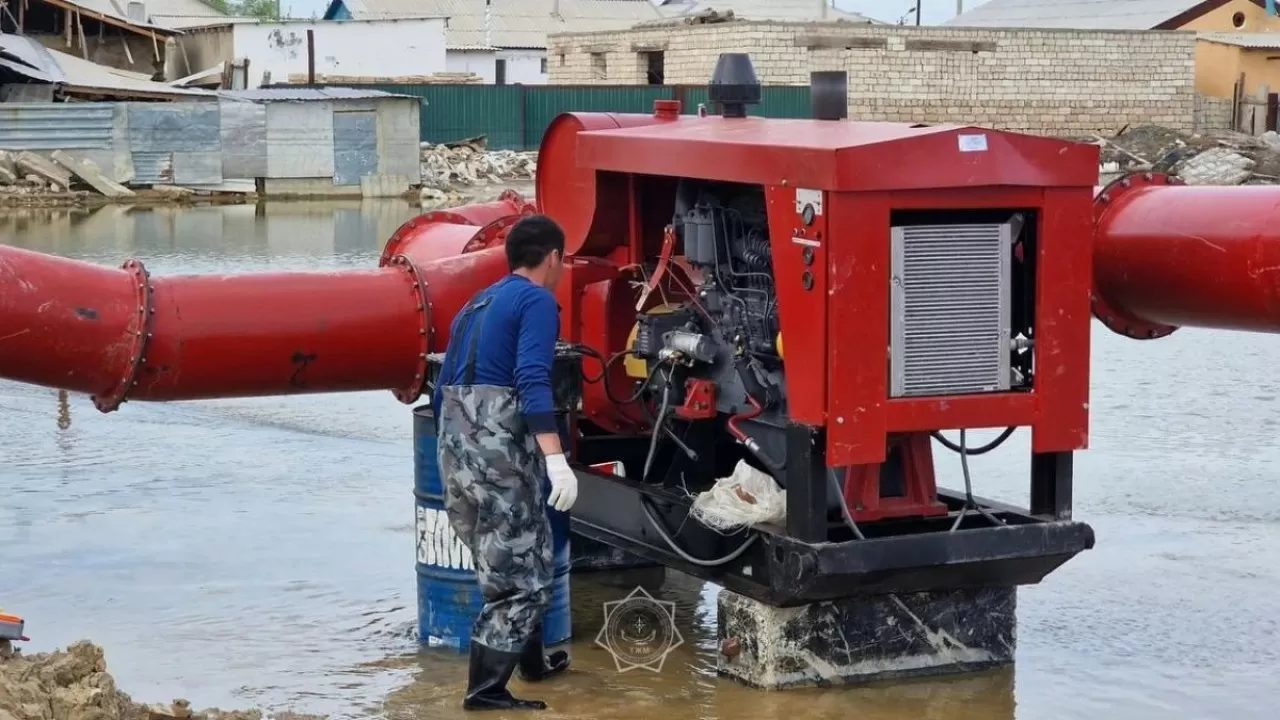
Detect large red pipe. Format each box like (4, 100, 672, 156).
(1093, 174, 1280, 339)
(0, 202, 513, 411)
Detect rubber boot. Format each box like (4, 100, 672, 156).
(463, 641, 547, 712)
(517, 622, 570, 682)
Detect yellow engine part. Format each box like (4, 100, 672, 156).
(776, 332, 784, 360)
(624, 302, 686, 379)
(624, 323, 647, 378)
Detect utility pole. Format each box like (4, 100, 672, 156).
(916, 0, 922, 25)
(957, 0, 964, 16)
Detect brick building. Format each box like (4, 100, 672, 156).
(547, 20, 1203, 136)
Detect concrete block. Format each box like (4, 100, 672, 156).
(1177, 147, 1256, 186)
(51, 150, 135, 198)
(15, 152, 71, 189)
(717, 586, 1016, 690)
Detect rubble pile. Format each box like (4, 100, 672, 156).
(1081, 124, 1280, 186)
(0, 149, 133, 200)
(419, 136, 536, 190)
(0, 640, 317, 720)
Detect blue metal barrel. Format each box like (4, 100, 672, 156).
(413, 405, 572, 650)
(541, 414, 574, 648)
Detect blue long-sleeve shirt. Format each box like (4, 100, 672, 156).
(431, 274, 560, 435)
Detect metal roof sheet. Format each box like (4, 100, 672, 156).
(0, 33, 65, 82)
(0, 32, 214, 98)
(54, 0, 187, 33)
(333, 0, 664, 48)
(221, 87, 419, 101)
(149, 14, 260, 28)
(1198, 30, 1280, 47)
(655, 0, 876, 23)
(945, 0, 1207, 30)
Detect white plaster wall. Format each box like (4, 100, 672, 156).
(446, 50, 497, 83)
(497, 49, 548, 85)
(233, 18, 447, 87)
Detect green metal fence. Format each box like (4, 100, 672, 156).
(356, 84, 813, 150)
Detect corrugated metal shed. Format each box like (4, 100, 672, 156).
(265, 100, 336, 178)
(0, 104, 114, 150)
(219, 99, 268, 179)
(945, 0, 1206, 30)
(328, 0, 663, 48)
(222, 87, 418, 101)
(131, 151, 175, 185)
(127, 103, 223, 184)
(332, 109, 379, 185)
(128, 103, 221, 152)
(1198, 31, 1280, 49)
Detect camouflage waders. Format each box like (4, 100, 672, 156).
(435, 291, 567, 712)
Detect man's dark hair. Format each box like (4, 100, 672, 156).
(505, 214, 565, 271)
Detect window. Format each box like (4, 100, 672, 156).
(643, 51, 665, 85)
(495, 58, 507, 85)
(1232, 11, 1246, 28)
(540, 57, 548, 74)
(590, 52, 607, 80)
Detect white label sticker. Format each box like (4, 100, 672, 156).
(958, 134, 988, 152)
(795, 188, 823, 216)
(416, 505, 474, 570)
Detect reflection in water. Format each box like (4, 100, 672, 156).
(3, 198, 1280, 720)
(57, 390, 71, 431)
(384, 570, 1017, 720)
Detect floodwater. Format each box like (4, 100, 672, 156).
(2, 198, 1279, 720)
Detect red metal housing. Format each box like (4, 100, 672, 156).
(552, 114, 1099, 468)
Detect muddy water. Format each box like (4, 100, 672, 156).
(2, 199, 1279, 720)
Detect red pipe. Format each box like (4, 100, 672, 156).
(1093, 174, 1280, 338)
(0, 241, 507, 412)
(382, 190, 534, 265)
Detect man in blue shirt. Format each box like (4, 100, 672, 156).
(433, 214, 578, 712)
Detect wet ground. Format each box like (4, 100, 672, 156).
(2, 198, 1279, 720)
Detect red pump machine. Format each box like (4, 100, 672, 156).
(3, 55, 1280, 615)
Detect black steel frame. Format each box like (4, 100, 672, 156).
(569, 448, 1095, 607)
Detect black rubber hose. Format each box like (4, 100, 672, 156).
(930, 426, 1016, 456)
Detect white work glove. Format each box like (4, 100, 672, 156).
(544, 453, 578, 512)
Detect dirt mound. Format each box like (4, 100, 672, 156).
(0, 640, 314, 720)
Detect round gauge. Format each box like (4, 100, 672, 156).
(801, 203, 816, 226)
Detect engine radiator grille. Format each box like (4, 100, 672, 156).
(889, 222, 1012, 398)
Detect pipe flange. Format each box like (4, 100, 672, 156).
(380, 210, 494, 265)
(389, 254, 432, 404)
(380, 214, 430, 266)
(498, 188, 536, 214)
(1092, 172, 1181, 340)
(465, 215, 523, 253)
(94, 258, 154, 413)
(380, 193, 534, 264)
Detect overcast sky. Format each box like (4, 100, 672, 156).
(279, 0, 993, 27)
